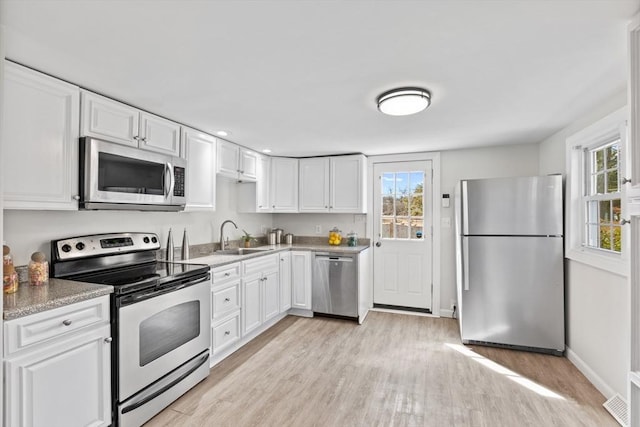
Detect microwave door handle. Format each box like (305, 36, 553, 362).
(165, 162, 175, 199)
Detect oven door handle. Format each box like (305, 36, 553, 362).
(119, 275, 210, 307)
(120, 350, 210, 415)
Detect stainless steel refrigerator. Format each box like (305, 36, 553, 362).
(454, 175, 565, 355)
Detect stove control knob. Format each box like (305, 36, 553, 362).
(75, 242, 85, 251)
(151, 236, 158, 243)
(61, 244, 72, 253)
(143, 236, 150, 244)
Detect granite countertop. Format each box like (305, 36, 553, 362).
(3, 278, 113, 321)
(184, 243, 370, 268)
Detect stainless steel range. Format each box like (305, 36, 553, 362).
(51, 232, 211, 427)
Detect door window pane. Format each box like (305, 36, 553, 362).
(380, 171, 426, 240)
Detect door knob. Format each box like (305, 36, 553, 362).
(375, 241, 382, 247)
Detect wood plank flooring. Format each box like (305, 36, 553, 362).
(145, 311, 616, 427)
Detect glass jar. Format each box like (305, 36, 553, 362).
(3, 245, 19, 294)
(347, 232, 358, 247)
(328, 227, 342, 246)
(28, 251, 49, 286)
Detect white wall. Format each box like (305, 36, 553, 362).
(538, 89, 628, 398)
(3, 179, 273, 265)
(439, 143, 540, 313)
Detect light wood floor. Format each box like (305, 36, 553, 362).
(145, 311, 616, 427)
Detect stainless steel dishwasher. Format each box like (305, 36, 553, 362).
(312, 252, 358, 318)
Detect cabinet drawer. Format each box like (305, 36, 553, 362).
(4, 296, 110, 357)
(212, 282, 241, 320)
(212, 314, 240, 355)
(242, 254, 279, 277)
(212, 263, 241, 284)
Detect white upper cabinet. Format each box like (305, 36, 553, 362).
(330, 155, 367, 213)
(138, 112, 181, 156)
(237, 154, 272, 213)
(299, 157, 330, 212)
(81, 91, 138, 147)
(81, 91, 181, 157)
(299, 154, 367, 213)
(3, 62, 80, 210)
(216, 139, 258, 182)
(182, 127, 216, 211)
(271, 157, 299, 212)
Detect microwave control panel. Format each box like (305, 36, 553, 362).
(174, 166, 185, 197)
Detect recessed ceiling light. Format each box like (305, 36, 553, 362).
(216, 130, 229, 137)
(262, 149, 272, 153)
(377, 87, 431, 116)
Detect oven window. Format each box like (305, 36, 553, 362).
(98, 152, 165, 195)
(139, 301, 200, 366)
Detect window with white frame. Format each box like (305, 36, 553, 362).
(566, 107, 627, 275)
(584, 139, 622, 252)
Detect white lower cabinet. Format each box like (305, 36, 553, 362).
(4, 296, 112, 427)
(279, 252, 292, 312)
(291, 251, 312, 311)
(242, 276, 262, 335)
(210, 263, 242, 356)
(242, 255, 280, 335)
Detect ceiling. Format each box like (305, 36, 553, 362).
(2, 0, 638, 157)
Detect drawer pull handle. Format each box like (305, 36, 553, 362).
(224, 297, 231, 302)
(224, 272, 231, 277)
(104, 337, 113, 343)
(224, 331, 231, 336)
(62, 319, 72, 326)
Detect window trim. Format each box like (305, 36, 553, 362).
(565, 107, 628, 276)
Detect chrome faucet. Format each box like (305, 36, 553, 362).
(219, 219, 238, 251)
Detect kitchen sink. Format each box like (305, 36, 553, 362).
(215, 247, 275, 256)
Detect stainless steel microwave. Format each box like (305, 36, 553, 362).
(80, 137, 186, 211)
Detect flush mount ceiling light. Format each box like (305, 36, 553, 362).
(216, 130, 230, 137)
(377, 87, 431, 116)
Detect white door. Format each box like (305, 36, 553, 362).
(373, 161, 433, 310)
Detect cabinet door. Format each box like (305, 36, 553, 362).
(139, 112, 181, 156)
(257, 155, 272, 212)
(263, 270, 280, 322)
(183, 127, 216, 211)
(299, 157, 330, 212)
(4, 325, 111, 427)
(239, 149, 258, 182)
(291, 251, 312, 310)
(279, 252, 292, 312)
(271, 157, 299, 212)
(217, 139, 240, 179)
(242, 277, 262, 335)
(81, 90, 139, 147)
(3, 62, 80, 210)
(330, 154, 366, 213)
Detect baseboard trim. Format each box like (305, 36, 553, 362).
(565, 345, 616, 399)
(440, 308, 455, 318)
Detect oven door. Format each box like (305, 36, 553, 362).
(117, 277, 210, 401)
(81, 137, 186, 210)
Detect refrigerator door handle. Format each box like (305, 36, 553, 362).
(462, 237, 470, 291)
(461, 180, 469, 235)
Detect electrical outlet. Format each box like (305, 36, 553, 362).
(261, 225, 267, 234)
(315, 225, 322, 234)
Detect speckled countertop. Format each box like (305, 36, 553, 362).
(2, 242, 368, 320)
(183, 243, 370, 268)
(3, 279, 113, 321)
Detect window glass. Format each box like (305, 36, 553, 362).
(380, 171, 425, 240)
(584, 139, 621, 253)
